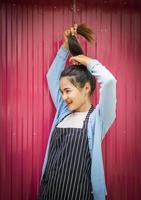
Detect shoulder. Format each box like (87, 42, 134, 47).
(89, 105, 99, 120)
(88, 105, 103, 130)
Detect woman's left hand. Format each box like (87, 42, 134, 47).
(69, 55, 92, 66)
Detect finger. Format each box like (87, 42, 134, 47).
(74, 24, 78, 33)
(64, 29, 70, 37)
(70, 27, 75, 36)
(69, 57, 80, 65)
(69, 57, 74, 64)
(64, 30, 68, 36)
(71, 26, 77, 36)
(69, 56, 78, 63)
(72, 60, 79, 65)
(67, 30, 71, 35)
(71, 27, 77, 36)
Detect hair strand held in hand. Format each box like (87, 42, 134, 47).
(77, 24, 94, 43)
(68, 24, 94, 56)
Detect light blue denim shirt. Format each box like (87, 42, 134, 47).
(41, 46, 117, 200)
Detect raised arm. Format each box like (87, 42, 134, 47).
(46, 28, 74, 109)
(46, 46, 69, 109)
(70, 55, 117, 139)
(87, 59, 117, 139)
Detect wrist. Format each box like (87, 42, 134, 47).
(63, 42, 69, 49)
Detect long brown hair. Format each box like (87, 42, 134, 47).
(60, 24, 96, 96)
(68, 24, 94, 56)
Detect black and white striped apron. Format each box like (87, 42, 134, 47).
(37, 105, 94, 200)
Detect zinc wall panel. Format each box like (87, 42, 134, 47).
(0, 2, 141, 200)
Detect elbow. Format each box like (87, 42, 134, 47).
(108, 76, 117, 85)
(104, 76, 117, 90)
(112, 76, 117, 86)
(110, 77, 117, 93)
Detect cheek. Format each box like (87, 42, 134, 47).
(69, 88, 85, 101)
(74, 91, 85, 101)
(74, 90, 81, 98)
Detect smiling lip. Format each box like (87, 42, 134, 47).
(67, 102, 72, 106)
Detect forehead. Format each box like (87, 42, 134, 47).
(59, 77, 75, 89)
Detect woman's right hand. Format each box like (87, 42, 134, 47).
(63, 24, 78, 49)
(63, 29, 71, 49)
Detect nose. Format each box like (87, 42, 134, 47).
(62, 93, 68, 101)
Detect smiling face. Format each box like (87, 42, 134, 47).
(59, 76, 92, 112)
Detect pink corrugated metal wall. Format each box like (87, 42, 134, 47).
(0, 1, 141, 200)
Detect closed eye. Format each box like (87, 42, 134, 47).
(59, 88, 72, 94)
(65, 90, 71, 93)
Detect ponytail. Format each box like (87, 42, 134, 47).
(68, 24, 94, 56)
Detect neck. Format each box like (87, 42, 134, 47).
(76, 99, 92, 112)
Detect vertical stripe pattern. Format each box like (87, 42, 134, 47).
(37, 106, 94, 200)
(1, 2, 141, 200)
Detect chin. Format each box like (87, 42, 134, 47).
(69, 105, 81, 112)
(67, 104, 75, 111)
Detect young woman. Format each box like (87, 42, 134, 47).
(37, 24, 117, 200)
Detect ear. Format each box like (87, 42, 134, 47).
(84, 82, 91, 95)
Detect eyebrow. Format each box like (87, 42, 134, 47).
(59, 88, 71, 93)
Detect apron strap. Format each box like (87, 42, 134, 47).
(82, 104, 94, 130)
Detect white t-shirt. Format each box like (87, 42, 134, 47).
(57, 111, 88, 128)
